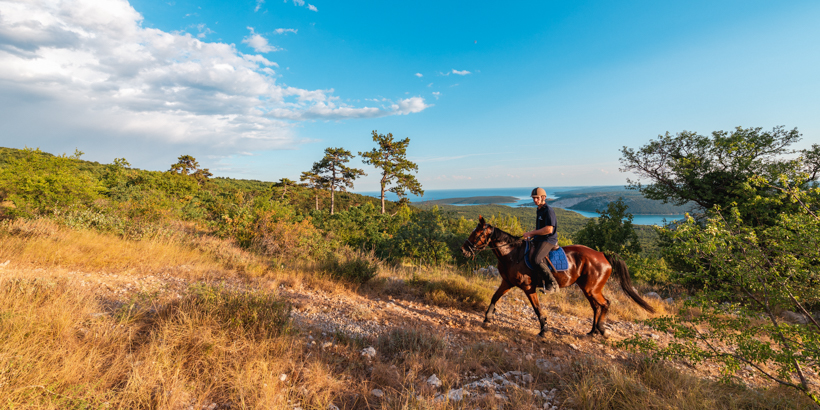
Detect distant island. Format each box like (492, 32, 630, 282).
(415, 196, 519, 205)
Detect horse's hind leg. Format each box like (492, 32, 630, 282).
(484, 281, 512, 326)
(595, 294, 611, 335)
(583, 289, 610, 336)
(524, 288, 549, 338)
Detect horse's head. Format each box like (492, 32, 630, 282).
(461, 215, 494, 257)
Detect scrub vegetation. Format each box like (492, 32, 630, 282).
(0, 125, 818, 408)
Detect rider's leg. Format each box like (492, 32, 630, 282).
(537, 261, 559, 293)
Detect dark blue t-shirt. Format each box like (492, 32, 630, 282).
(535, 205, 558, 244)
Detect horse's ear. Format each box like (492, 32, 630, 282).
(479, 215, 485, 224)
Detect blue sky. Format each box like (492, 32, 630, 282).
(2, 0, 819, 191)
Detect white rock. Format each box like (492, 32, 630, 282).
(371, 389, 384, 398)
(426, 374, 442, 388)
(361, 346, 377, 358)
(644, 292, 661, 299)
(327, 404, 340, 410)
(447, 388, 469, 401)
(279, 374, 288, 382)
(522, 374, 533, 383)
(664, 297, 674, 304)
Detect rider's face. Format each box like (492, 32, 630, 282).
(532, 195, 546, 207)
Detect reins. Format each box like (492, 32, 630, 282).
(464, 225, 518, 255)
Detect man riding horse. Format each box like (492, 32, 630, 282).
(521, 187, 560, 293)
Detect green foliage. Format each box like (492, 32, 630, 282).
(309, 147, 366, 215)
(321, 251, 379, 285)
(574, 198, 642, 255)
(311, 203, 393, 255)
(624, 253, 670, 284)
(620, 175, 820, 403)
(0, 148, 104, 216)
(391, 206, 454, 266)
(168, 154, 212, 184)
(359, 130, 423, 213)
(620, 126, 816, 226)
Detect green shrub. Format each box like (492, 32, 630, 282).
(0, 148, 103, 216)
(626, 254, 671, 284)
(322, 251, 379, 284)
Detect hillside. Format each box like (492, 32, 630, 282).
(0, 220, 812, 409)
(548, 187, 694, 215)
(1, 146, 816, 408)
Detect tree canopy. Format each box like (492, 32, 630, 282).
(573, 198, 642, 255)
(619, 126, 819, 225)
(619, 126, 820, 404)
(359, 130, 424, 214)
(169, 154, 212, 184)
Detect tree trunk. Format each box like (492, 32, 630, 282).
(331, 187, 335, 215)
(314, 190, 319, 211)
(380, 185, 386, 214)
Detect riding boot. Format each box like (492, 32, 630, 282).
(537, 261, 560, 293)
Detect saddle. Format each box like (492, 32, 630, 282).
(523, 241, 569, 272)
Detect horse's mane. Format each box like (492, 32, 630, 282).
(490, 225, 525, 247)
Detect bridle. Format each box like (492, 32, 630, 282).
(463, 224, 515, 256)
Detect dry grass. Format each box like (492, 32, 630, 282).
(0, 218, 810, 409)
(545, 280, 670, 322)
(0, 218, 268, 279)
(561, 356, 817, 410)
(0, 270, 357, 409)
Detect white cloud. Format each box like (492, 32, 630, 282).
(308, 4, 317, 11)
(452, 69, 471, 75)
(254, 0, 264, 12)
(415, 72, 422, 78)
(432, 91, 440, 100)
(192, 23, 214, 38)
(0, 0, 429, 168)
(292, 0, 305, 6)
(274, 28, 298, 35)
(242, 27, 280, 53)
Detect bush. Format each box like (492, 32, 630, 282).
(375, 328, 445, 360)
(0, 148, 103, 216)
(322, 251, 379, 284)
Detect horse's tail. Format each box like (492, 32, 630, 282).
(604, 252, 656, 314)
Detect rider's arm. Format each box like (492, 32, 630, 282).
(522, 225, 554, 239)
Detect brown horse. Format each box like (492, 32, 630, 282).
(461, 216, 655, 338)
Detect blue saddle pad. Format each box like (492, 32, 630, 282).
(549, 247, 569, 271)
(523, 242, 568, 272)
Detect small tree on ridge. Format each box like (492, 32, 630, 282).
(359, 130, 424, 214)
(309, 147, 365, 215)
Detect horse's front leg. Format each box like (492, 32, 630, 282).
(524, 287, 548, 338)
(484, 280, 512, 326)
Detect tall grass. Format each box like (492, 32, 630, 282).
(0, 218, 267, 277)
(561, 357, 817, 409)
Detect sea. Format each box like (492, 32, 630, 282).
(355, 186, 685, 226)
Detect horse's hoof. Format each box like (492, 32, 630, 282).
(482, 320, 492, 328)
(537, 331, 548, 339)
